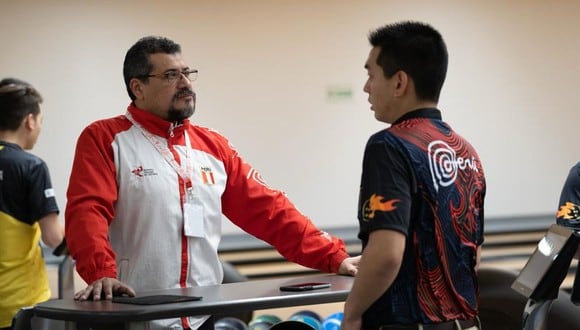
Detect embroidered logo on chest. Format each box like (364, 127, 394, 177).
(131, 165, 158, 177)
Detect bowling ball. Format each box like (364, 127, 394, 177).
(215, 316, 248, 330)
(248, 314, 282, 329)
(290, 310, 323, 322)
(289, 310, 322, 329)
(321, 312, 343, 330)
(247, 321, 273, 330)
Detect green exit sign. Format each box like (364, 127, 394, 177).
(326, 85, 353, 102)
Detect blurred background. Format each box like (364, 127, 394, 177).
(1, 0, 577, 235)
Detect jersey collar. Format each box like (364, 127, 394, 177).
(392, 108, 442, 126)
(0, 140, 22, 151)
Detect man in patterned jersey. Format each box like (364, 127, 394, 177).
(342, 22, 486, 330)
(556, 162, 580, 230)
(0, 78, 64, 329)
(65, 36, 360, 330)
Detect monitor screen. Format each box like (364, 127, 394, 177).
(511, 224, 577, 298)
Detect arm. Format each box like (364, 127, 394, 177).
(342, 136, 412, 330)
(66, 120, 138, 300)
(26, 157, 62, 248)
(38, 213, 64, 249)
(475, 245, 482, 272)
(342, 229, 405, 330)
(65, 122, 121, 284)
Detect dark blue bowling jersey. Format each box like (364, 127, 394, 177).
(357, 108, 486, 326)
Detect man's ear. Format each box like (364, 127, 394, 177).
(394, 71, 408, 97)
(130, 78, 144, 100)
(23, 113, 36, 130)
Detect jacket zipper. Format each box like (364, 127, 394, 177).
(169, 122, 179, 138)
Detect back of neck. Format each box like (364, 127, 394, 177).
(0, 131, 25, 148)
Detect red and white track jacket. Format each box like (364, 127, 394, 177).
(65, 104, 348, 326)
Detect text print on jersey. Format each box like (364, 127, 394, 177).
(428, 140, 478, 192)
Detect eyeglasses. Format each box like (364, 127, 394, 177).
(142, 69, 198, 84)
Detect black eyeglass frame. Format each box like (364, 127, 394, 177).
(139, 69, 198, 83)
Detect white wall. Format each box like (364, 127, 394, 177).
(1, 0, 578, 234)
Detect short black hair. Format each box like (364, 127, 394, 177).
(0, 78, 43, 131)
(123, 36, 182, 100)
(368, 21, 448, 102)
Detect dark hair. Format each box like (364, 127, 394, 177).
(0, 78, 43, 131)
(368, 21, 448, 102)
(123, 36, 182, 100)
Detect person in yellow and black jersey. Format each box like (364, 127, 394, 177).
(0, 78, 64, 330)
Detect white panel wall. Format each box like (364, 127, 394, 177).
(0, 0, 578, 234)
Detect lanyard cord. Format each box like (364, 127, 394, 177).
(125, 112, 194, 193)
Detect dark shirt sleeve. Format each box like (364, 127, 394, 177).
(27, 160, 59, 222)
(556, 162, 580, 227)
(358, 139, 412, 238)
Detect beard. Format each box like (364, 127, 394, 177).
(167, 89, 196, 122)
(167, 103, 194, 122)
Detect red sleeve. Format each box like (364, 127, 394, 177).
(220, 139, 349, 273)
(65, 118, 127, 284)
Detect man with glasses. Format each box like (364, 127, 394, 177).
(0, 78, 64, 329)
(65, 36, 360, 330)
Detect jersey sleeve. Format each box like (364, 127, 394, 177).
(219, 139, 349, 273)
(65, 122, 121, 283)
(556, 162, 580, 228)
(27, 159, 59, 220)
(358, 138, 412, 237)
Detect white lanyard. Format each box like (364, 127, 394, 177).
(125, 112, 194, 198)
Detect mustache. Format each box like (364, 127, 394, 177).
(173, 89, 195, 100)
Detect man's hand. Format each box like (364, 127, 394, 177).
(74, 277, 136, 301)
(338, 255, 360, 276)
